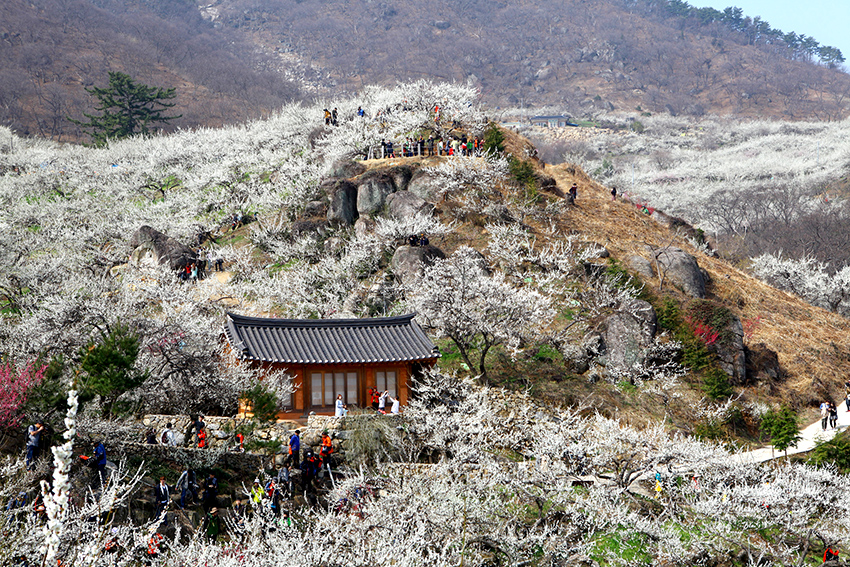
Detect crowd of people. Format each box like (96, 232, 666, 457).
(372, 134, 485, 160)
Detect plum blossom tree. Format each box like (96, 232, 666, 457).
(0, 360, 47, 430)
(750, 252, 850, 317)
(408, 246, 555, 383)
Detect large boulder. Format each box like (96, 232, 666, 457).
(407, 171, 444, 202)
(328, 159, 366, 179)
(129, 226, 196, 271)
(711, 315, 746, 384)
(651, 247, 706, 298)
(386, 191, 435, 219)
(589, 299, 657, 375)
(627, 255, 654, 280)
(326, 180, 358, 225)
(390, 245, 446, 286)
(357, 171, 396, 215)
(387, 165, 413, 192)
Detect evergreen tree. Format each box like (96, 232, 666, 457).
(78, 323, 148, 418)
(70, 72, 181, 146)
(761, 406, 801, 458)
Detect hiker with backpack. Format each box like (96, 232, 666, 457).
(161, 423, 176, 447)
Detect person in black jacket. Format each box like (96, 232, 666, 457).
(202, 473, 218, 512)
(153, 477, 170, 525)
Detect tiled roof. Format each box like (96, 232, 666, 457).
(224, 313, 440, 364)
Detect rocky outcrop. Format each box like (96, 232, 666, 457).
(129, 226, 196, 271)
(650, 247, 706, 298)
(407, 171, 443, 202)
(387, 165, 413, 192)
(586, 299, 657, 375)
(386, 190, 435, 219)
(328, 159, 366, 179)
(357, 171, 396, 215)
(627, 255, 655, 280)
(326, 180, 358, 225)
(711, 315, 746, 384)
(390, 244, 446, 286)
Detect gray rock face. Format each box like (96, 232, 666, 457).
(328, 159, 366, 179)
(407, 171, 443, 202)
(304, 200, 327, 217)
(326, 180, 358, 225)
(386, 191, 435, 219)
(591, 299, 657, 374)
(387, 166, 413, 192)
(627, 255, 654, 280)
(652, 247, 706, 298)
(711, 316, 746, 384)
(357, 172, 396, 215)
(129, 226, 196, 271)
(390, 245, 446, 286)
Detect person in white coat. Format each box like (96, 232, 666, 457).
(389, 394, 400, 415)
(334, 394, 347, 417)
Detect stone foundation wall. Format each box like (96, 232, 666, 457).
(140, 413, 399, 465)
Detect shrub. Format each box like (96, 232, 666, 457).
(241, 382, 279, 423)
(508, 156, 536, 187)
(482, 122, 505, 154)
(702, 367, 733, 400)
(809, 430, 850, 472)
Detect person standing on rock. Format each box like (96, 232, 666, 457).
(203, 473, 218, 512)
(25, 419, 44, 471)
(568, 183, 578, 205)
(288, 429, 301, 468)
(154, 476, 170, 525)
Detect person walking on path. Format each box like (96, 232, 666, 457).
(26, 419, 44, 471)
(821, 401, 830, 431)
(161, 423, 176, 446)
(829, 402, 839, 429)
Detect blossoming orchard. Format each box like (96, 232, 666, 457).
(1, 81, 849, 566)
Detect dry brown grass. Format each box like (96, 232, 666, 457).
(539, 158, 850, 410)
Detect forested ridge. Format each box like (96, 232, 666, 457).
(3, 0, 850, 142)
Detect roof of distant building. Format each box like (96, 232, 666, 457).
(224, 313, 440, 364)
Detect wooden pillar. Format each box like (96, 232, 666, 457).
(398, 365, 409, 405)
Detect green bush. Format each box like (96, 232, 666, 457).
(241, 382, 278, 423)
(701, 367, 732, 400)
(809, 430, 850, 472)
(656, 297, 682, 332)
(508, 156, 536, 187)
(482, 123, 505, 154)
(631, 120, 645, 133)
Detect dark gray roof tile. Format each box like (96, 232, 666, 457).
(224, 313, 440, 364)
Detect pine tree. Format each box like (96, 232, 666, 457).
(70, 72, 181, 146)
(761, 406, 801, 458)
(78, 323, 148, 418)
